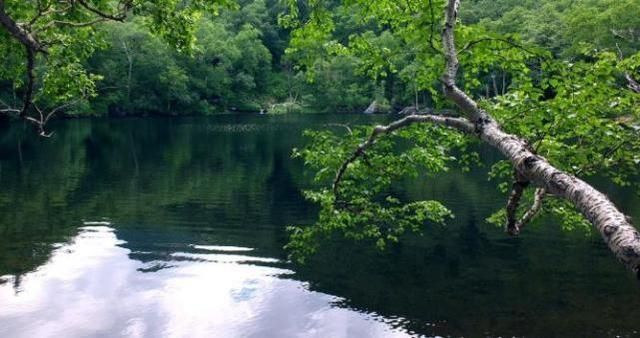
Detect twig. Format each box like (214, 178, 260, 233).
(514, 188, 546, 232)
(505, 171, 530, 235)
(332, 113, 474, 196)
(325, 123, 353, 135)
(460, 37, 542, 57)
(76, 0, 128, 21)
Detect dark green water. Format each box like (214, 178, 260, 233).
(0, 115, 639, 338)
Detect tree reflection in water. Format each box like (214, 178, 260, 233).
(0, 115, 639, 337)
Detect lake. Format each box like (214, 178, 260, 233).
(0, 115, 639, 337)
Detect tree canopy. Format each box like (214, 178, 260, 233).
(283, 0, 640, 276)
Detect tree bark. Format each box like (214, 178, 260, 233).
(0, 1, 46, 53)
(21, 47, 35, 118)
(441, 0, 640, 277)
(330, 2, 640, 277)
(0, 1, 42, 120)
(625, 73, 640, 94)
(505, 172, 529, 235)
(515, 188, 546, 232)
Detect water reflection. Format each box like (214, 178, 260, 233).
(0, 115, 639, 337)
(0, 226, 412, 338)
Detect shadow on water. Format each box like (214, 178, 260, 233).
(0, 115, 639, 337)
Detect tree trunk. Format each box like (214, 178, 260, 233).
(491, 73, 499, 97)
(0, 1, 46, 53)
(442, 0, 640, 277)
(480, 116, 640, 277)
(121, 39, 133, 103)
(414, 77, 419, 110)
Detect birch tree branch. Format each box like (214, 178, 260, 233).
(442, 0, 640, 277)
(505, 172, 530, 235)
(625, 73, 640, 94)
(515, 188, 547, 231)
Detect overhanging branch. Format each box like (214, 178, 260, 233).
(625, 73, 640, 94)
(441, 0, 640, 277)
(332, 113, 474, 196)
(77, 0, 129, 22)
(0, 0, 47, 53)
(460, 37, 541, 57)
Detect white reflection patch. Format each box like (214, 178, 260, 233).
(191, 245, 254, 252)
(170, 252, 281, 264)
(0, 226, 413, 338)
(82, 221, 113, 226)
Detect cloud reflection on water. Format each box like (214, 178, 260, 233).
(0, 226, 414, 338)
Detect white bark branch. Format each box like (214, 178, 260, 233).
(625, 73, 640, 94)
(505, 172, 530, 235)
(442, 0, 640, 277)
(515, 188, 546, 232)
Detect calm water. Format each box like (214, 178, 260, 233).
(0, 115, 639, 338)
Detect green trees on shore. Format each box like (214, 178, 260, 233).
(2, 0, 638, 122)
(0, 0, 401, 120)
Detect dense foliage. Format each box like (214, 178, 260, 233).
(1, 0, 639, 119)
(0, 0, 406, 118)
(0, 0, 639, 269)
(284, 0, 640, 261)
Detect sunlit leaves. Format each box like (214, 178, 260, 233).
(484, 50, 640, 228)
(136, 0, 238, 52)
(41, 62, 102, 103)
(490, 52, 640, 187)
(287, 121, 476, 262)
(286, 0, 640, 252)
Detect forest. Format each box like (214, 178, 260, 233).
(1, 0, 637, 118)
